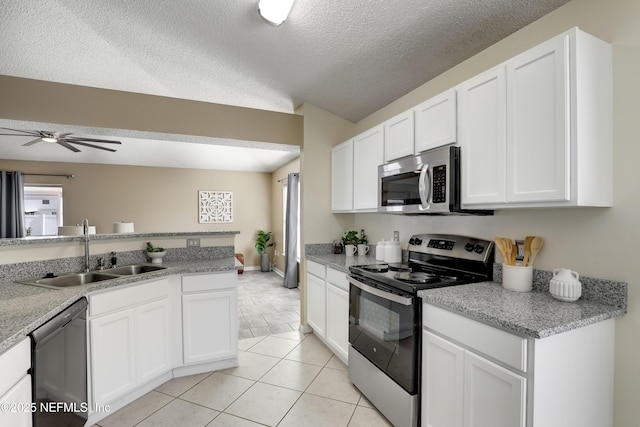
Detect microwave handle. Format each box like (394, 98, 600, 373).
(418, 163, 430, 209)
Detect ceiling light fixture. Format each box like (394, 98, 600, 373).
(41, 135, 58, 143)
(258, 0, 295, 26)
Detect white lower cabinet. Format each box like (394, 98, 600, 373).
(325, 267, 349, 363)
(422, 303, 615, 427)
(306, 261, 327, 338)
(90, 278, 171, 406)
(0, 339, 32, 427)
(305, 260, 349, 364)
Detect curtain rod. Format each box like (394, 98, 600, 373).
(23, 173, 75, 179)
(278, 172, 299, 183)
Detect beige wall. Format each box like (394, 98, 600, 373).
(0, 159, 272, 268)
(0, 75, 302, 146)
(271, 158, 300, 273)
(304, 0, 638, 424)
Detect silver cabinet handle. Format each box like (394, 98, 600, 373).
(347, 276, 413, 306)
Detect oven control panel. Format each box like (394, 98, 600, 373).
(407, 233, 494, 263)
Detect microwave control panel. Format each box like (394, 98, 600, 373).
(432, 165, 447, 203)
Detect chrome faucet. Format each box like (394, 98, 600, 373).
(83, 219, 90, 272)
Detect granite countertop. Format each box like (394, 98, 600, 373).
(0, 257, 238, 354)
(419, 282, 625, 339)
(306, 253, 380, 273)
(306, 254, 626, 340)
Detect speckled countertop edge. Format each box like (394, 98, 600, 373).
(419, 282, 625, 339)
(0, 231, 240, 246)
(0, 257, 238, 354)
(305, 254, 626, 339)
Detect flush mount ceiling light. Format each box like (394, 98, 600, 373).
(258, 0, 295, 26)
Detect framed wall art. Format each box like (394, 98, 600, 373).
(199, 191, 233, 223)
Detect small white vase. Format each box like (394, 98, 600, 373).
(148, 251, 167, 264)
(549, 268, 582, 302)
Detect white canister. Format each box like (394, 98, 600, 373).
(385, 241, 402, 263)
(376, 240, 386, 261)
(549, 268, 582, 302)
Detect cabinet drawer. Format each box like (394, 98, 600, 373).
(306, 260, 326, 279)
(90, 279, 170, 316)
(424, 304, 527, 372)
(326, 267, 348, 291)
(182, 271, 236, 293)
(0, 338, 30, 397)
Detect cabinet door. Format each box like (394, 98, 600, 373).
(331, 139, 354, 212)
(507, 34, 569, 203)
(326, 283, 349, 363)
(0, 375, 32, 427)
(384, 110, 414, 161)
(353, 126, 384, 210)
(422, 331, 464, 427)
(306, 273, 326, 338)
(415, 89, 457, 153)
(464, 351, 526, 427)
(135, 298, 172, 383)
(90, 309, 136, 405)
(458, 67, 507, 206)
(182, 290, 236, 364)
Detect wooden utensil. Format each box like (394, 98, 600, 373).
(494, 238, 508, 265)
(527, 237, 544, 267)
(522, 236, 534, 266)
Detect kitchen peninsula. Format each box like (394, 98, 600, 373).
(0, 231, 240, 426)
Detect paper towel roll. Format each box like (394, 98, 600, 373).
(58, 226, 83, 236)
(113, 222, 135, 233)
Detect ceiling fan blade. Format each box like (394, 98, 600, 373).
(56, 140, 81, 152)
(64, 136, 122, 145)
(22, 138, 43, 146)
(0, 127, 40, 136)
(66, 141, 118, 152)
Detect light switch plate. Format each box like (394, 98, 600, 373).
(187, 238, 200, 247)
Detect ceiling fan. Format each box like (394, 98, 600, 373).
(0, 127, 122, 152)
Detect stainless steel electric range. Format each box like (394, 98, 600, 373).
(347, 234, 494, 427)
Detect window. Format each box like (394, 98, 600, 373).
(23, 185, 63, 236)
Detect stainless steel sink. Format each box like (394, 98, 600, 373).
(19, 272, 120, 289)
(18, 264, 168, 289)
(103, 264, 168, 275)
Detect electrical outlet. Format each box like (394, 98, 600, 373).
(515, 239, 525, 261)
(187, 238, 200, 247)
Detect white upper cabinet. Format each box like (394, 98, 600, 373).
(460, 27, 612, 209)
(506, 33, 569, 203)
(353, 125, 384, 211)
(384, 110, 414, 162)
(331, 139, 354, 212)
(458, 67, 507, 206)
(415, 89, 457, 153)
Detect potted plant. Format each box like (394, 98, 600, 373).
(255, 230, 275, 272)
(342, 230, 359, 256)
(146, 242, 167, 264)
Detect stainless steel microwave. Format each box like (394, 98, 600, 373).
(378, 145, 493, 215)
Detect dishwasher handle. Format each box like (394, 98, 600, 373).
(31, 297, 88, 345)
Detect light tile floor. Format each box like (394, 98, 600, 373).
(94, 271, 392, 426)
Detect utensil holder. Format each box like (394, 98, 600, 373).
(502, 264, 533, 292)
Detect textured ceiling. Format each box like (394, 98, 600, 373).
(0, 0, 569, 170)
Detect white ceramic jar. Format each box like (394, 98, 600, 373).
(549, 268, 582, 302)
(376, 240, 386, 261)
(385, 241, 402, 263)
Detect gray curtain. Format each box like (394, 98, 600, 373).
(0, 171, 25, 238)
(283, 173, 299, 289)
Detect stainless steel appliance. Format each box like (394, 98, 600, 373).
(30, 298, 88, 427)
(378, 145, 493, 215)
(348, 234, 494, 427)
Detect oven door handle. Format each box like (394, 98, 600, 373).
(347, 276, 413, 306)
(418, 163, 430, 209)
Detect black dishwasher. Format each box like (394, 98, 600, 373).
(30, 297, 88, 427)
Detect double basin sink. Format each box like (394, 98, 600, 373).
(18, 264, 168, 289)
